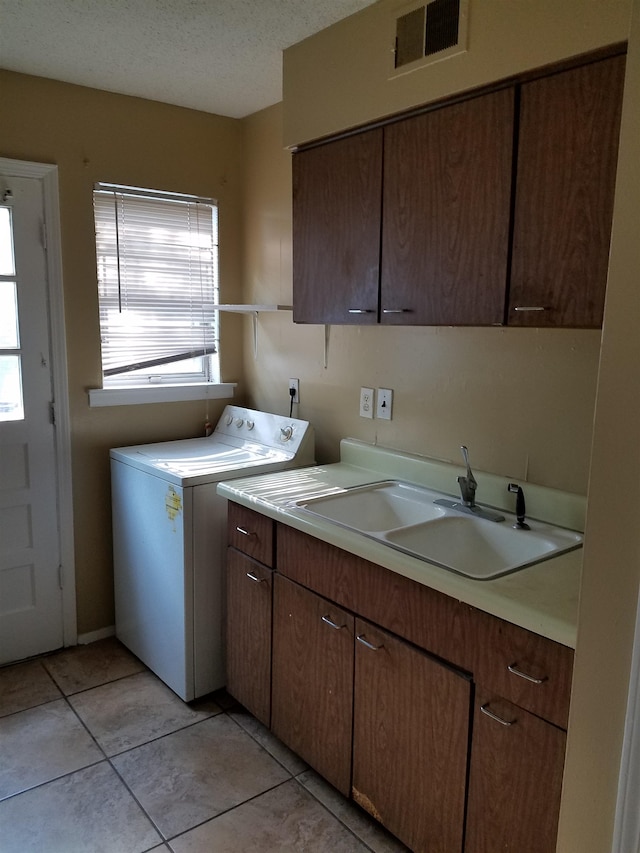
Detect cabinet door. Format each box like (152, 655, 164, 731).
(381, 88, 514, 325)
(271, 575, 354, 795)
(292, 129, 382, 324)
(353, 618, 471, 853)
(465, 692, 566, 853)
(509, 55, 625, 327)
(226, 548, 273, 727)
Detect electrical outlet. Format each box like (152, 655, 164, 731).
(359, 387, 374, 418)
(377, 388, 393, 420)
(288, 378, 299, 404)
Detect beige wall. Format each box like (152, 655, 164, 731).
(559, 0, 640, 848)
(0, 72, 246, 634)
(243, 1, 638, 851)
(283, 0, 630, 147)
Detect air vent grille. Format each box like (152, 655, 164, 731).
(394, 0, 463, 70)
(425, 0, 460, 57)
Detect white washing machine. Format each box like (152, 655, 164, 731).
(110, 405, 314, 701)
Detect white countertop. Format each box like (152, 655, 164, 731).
(217, 440, 584, 649)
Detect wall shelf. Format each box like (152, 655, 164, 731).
(212, 304, 293, 313)
(213, 305, 293, 356)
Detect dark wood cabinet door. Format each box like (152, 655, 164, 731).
(225, 548, 273, 727)
(381, 88, 514, 326)
(353, 618, 471, 853)
(271, 575, 354, 795)
(509, 54, 625, 328)
(292, 129, 383, 324)
(465, 692, 566, 853)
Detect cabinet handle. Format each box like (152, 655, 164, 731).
(348, 309, 375, 314)
(480, 702, 517, 726)
(513, 306, 548, 312)
(382, 308, 412, 314)
(235, 526, 255, 537)
(356, 633, 383, 651)
(507, 662, 547, 684)
(246, 571, 265, 583)
(321, 614, 346, 630)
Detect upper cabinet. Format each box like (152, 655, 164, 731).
(381, 88, 513, 325)
(292, 129, 382, 324)
(292, 50, 625, 329)
(509, 55, 626, 328)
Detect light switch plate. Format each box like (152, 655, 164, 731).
(377, 388, 393, 420)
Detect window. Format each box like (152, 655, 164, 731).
(0, 203, 24, 421)
(93, 183, 220, 388)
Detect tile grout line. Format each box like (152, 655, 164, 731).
(2, 648, 400, 851)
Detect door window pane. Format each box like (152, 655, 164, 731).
(0, 207, 15, 276)
(0, 356, 24, 421)
(0, 282, 19, 348)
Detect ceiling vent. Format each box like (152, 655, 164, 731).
(391, 0, 468, 76)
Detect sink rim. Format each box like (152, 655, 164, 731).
(292, 478, 584, 581)
(293, 479, 450, 533)
(380, 513, 583, 580)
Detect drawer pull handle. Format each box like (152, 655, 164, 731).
(507, 663, 547, 684)
(246, 572, 265, 583)
(235, 526, 255, 537)
(481, 703, 517, 726)
(356, 633, 383, 651)
(348, 309, 375, 314)
(321, 615, 346, 630)
(513, 306, 548, 312)
(382, 308, 412, 314)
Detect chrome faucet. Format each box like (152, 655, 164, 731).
(457, 446, 477, 507)
(434, 445, 505, 522)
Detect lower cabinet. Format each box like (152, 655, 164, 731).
(271, 574, 354, 796)
(225, 504, 573, 853)
(225, 548, 273, 728)
(353, 619, 471, 853)
(465, 691, 566, 853)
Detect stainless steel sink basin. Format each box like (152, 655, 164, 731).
(294, 480, 583, 580)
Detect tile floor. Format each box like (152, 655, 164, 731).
(0, 638, 408, 852)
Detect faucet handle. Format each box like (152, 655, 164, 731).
(460, 445, 477, 487)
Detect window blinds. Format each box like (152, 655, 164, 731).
(93, 184, 219, 378)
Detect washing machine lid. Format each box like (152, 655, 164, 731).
(109, 406, 315, 486)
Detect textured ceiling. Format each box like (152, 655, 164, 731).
(0, 0, 377, 118)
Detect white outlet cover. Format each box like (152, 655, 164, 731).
(360, 387, 374, 418)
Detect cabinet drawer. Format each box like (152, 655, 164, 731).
(228, 503, 274, 566)
(470, 610, 573, 729)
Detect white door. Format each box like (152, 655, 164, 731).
(0, 173, 64, 662)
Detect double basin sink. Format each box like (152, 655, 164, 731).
(294, 480, 583, 580)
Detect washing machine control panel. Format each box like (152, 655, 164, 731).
(213, 405, 314, 463)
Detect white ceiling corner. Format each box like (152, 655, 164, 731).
(0, 0, 378, 118)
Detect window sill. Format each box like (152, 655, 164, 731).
(88, 382, 237, 408)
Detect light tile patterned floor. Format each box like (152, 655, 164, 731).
(0, 638, 408, 852)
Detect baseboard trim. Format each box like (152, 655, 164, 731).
(77, 626, 116, 645)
